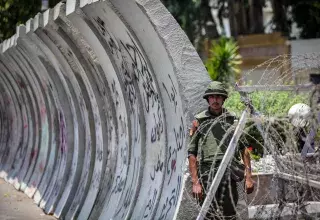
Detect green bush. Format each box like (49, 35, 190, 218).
(224, 89, 309, 157)
(205, 37, 242, 84)
(225, 89, 309, 117)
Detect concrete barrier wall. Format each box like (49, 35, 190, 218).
(0, 0, 209, 219)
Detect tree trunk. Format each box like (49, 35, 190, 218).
(228, 0, 249, 37)
(248, 0, 264, 34)
(228, 0, 237, 37)
(49, 0, 61, 8)
(271, 0, 290, 36)
(238, 0, 248, 35)
(200, 0, 219, 39)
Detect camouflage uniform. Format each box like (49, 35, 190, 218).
(188, 82, 245, 220)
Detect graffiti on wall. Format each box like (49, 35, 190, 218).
(0, 0, 208, 219)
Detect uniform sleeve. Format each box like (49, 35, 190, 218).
(187, 120, 200, 157)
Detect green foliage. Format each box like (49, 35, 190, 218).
(290, 0, 320, 39)
(162, 0, 222, 49)
(250, 153, 261, 162)
(224, 89, 309, 157)
(224, 89, 308, 117)
(163, 0, 320, 41)
(161, 0, 201, 44)
(271, 0, 320, 39)
(205, 37, 242, 84)
(0, 0, 41, 42)
(243, 119, 291, 158)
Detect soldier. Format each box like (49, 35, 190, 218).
(188, 81, 254, 220)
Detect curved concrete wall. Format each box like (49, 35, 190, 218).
(0, 0, 209, 219)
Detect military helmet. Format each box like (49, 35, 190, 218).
(288, 103, 311, 128)
(203, 81, 228, 100)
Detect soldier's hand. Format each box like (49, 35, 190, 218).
(245, 177, 255, 194)
(192, 182, 203, 201)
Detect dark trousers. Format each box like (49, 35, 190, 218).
(199, 167, 239, 220)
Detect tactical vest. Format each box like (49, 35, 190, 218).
(188, 109, 243, 166)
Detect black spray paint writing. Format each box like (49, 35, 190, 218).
(150, 104, 164, 143)
(150, 152, 164, 181)
(143, 188, 158, 218)
(162, 74, 178, 113)
(120, 35, 160, 114)
(158, 175, 182, 220)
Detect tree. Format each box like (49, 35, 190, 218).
(270, 0, 291, 37)
(199, 0, 220, 39)
(290, 0, 320, 39)
(0, 0, 41, 42)
(161, 0, 220, 48)
(227, 0, 265, 38)
(205, 37, 242, 84)
(248, 0, 265, 34)
(270, 0, 320, 39)
(161, 0, 200, 44)
(49, 0, 61, 8)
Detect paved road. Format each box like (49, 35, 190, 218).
(0, 178, 56, 220)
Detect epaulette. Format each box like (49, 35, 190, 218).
(189, 110, 208, 136)
(195, 110, 210, 120)
(189, 120, 199, 136)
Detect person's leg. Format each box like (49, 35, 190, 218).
(199, 171, 221, 220)
(199, 164, 238, 220)
(221, 179, 239, 219)
(206, 177, 238, 219)
(205, 178, 229, 220)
